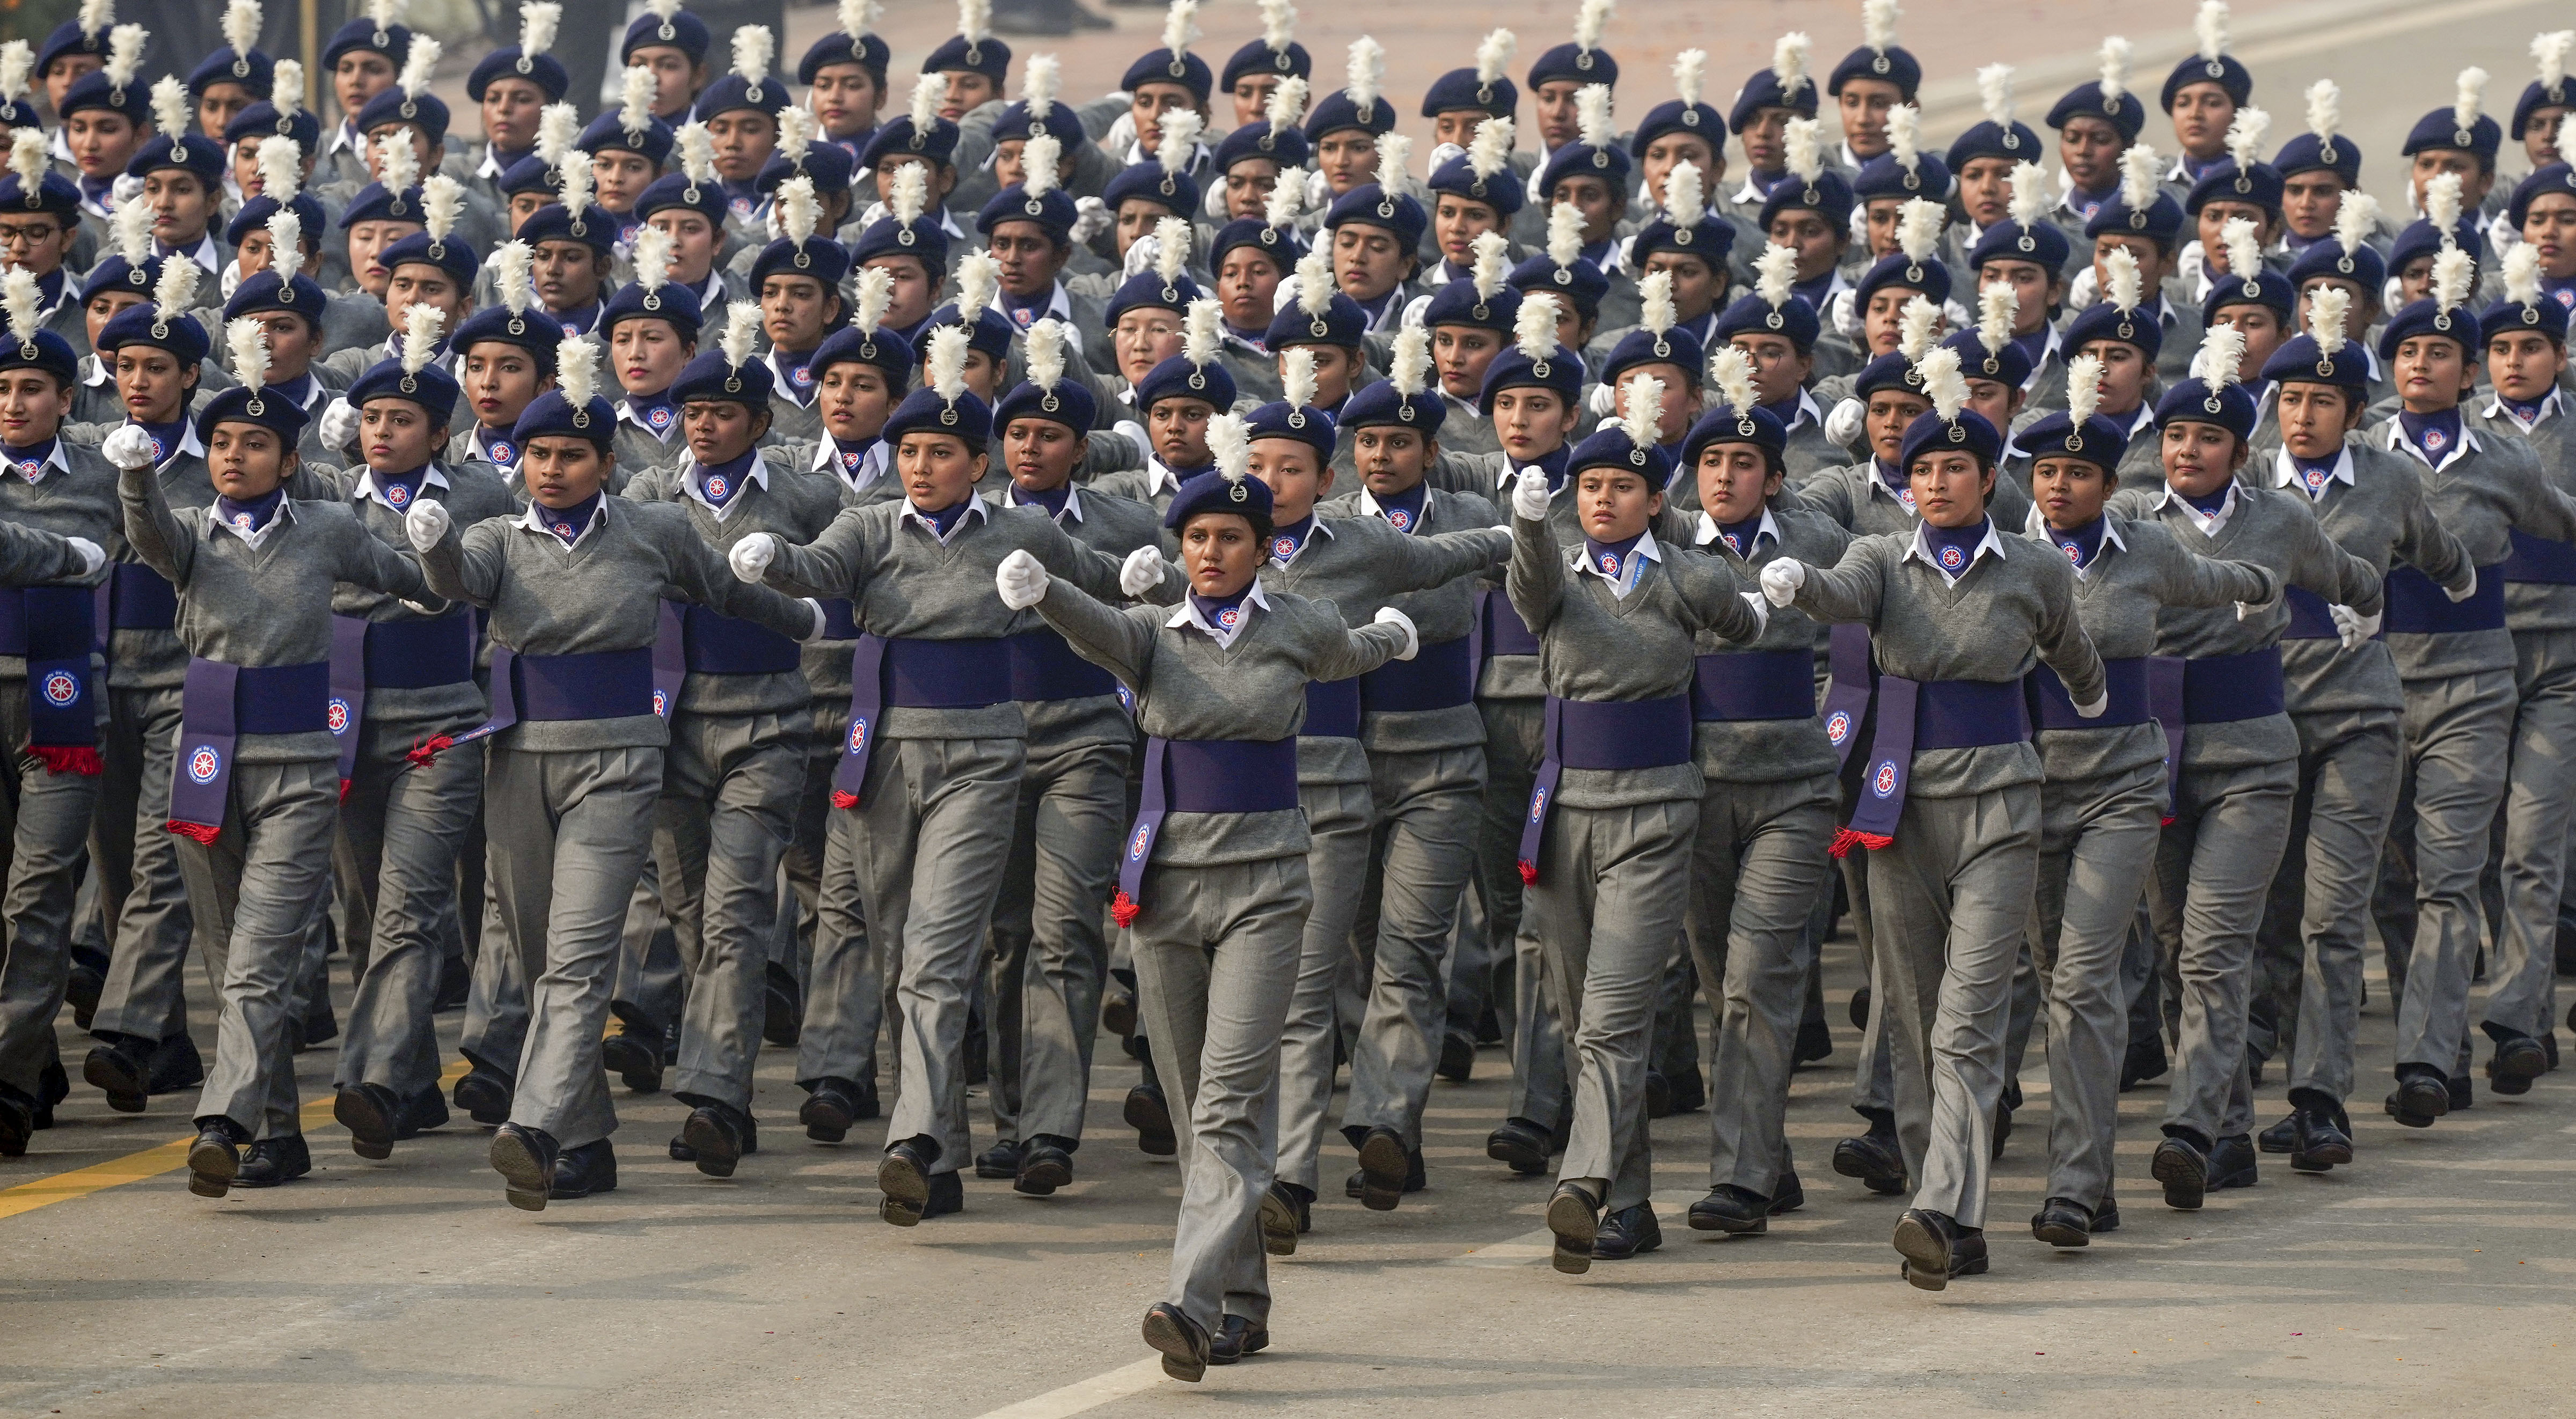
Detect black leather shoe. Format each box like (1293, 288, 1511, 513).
(1142, 1303, 1211, 1382)
(1355, 1126, 1411, 1211)
(2119, 1031, 2169, 1091)
(2031, 1196, 2093, 1247)
(1794, 1020, 1834, 1065)
(398, 1085, 449, 1138)
(1991, 1102, 2014, 1160)
(2152, 1134, 2207, 1209)
(452, 1064, 514, 1126)
(762, 961, 802, 1047)
(2091, 1196, 2121, 1233)
(1772, 1167, 1805, 1214)
(800, 1077, 867, 1142)
(1644, 1070, 1673, 1119)
(150, 1033, 206, 1093)
(490, 1123, 560, 1211)
(2449, 1074, 2474, 1111)
(186, 1117, 245, 1197)
(1208, 1313, 1269, 1365)
(1893, 1208, 1987, 1291)
(1015, 1136, 1075, 1196)
(335, 1083, 404, 1159)
(233, 1134, 312, 1187)
(600, 1016, 663, 1093)
(83, 1036, 156, 1113)
(1686, 1185, 1772, 1234)
(2209, 1134, 2257, 1190)
(551, 1138, 618, 1199)
(1833, 1127, 1908, 1196)
(66, 959, 104, 1031)
(1848, 984, 1871, 1031)
(1486, 1117, 1553, 1175)
(1101, 990, 1138, 1040)
(1260, 1180, 1308, 1255)
(1437, 1032, 1475, 1083)
(679, 1101, 755, 1178)
(976, 1139, 1025, 1179)
(1124, 1084, 1176, 1156)
(2289, 1108, 2354, 1172)
(877, 1135, 952, 1226)
(1592, 1202, 1662, 1259)
(2257, 1110, 2299, 1154)
(1546, 1181, 1601, 1275)
(297, 999, 337, 1050)
(2389, 1074, 2448, 1127)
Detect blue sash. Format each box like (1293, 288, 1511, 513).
(1359, 636, 1473, 713)
(168, 658, 330, 839)
(1111, 736, 1300, 923)
(831, 634, 1012, 806)
(1516, 693, 1693, 881)
(1838, 678, 2030, 854)
(1692, 648, 1816, 721)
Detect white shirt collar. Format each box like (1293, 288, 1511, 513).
(2, 438, 71, 484)
(2021, 508, 2128, 579)
(679, 450, 772, 519)
(158, 231, 221, 276)
(2156, 480, 2241, 534)
(612, 398, 680, 444)
(811, 435, 890, 490)
(352, 463, 452, 510)
(2485, 387, 2565, 433)
(762, 348, 816, 407)
(1694, 506, 1781, 556)
(136, 418, 205, 469)
(80, 353, 110, 388)
(1903, 519, 2008, 584)
(1357, 486, 1432, 532)
(1141, 458, 1189, 496)
(205, 492, 296, 548)
(2377, 415, 2483, 473)
(2273, 444, 2356, 494)
(1268, 513, 1336, 565)
(1781, 387, 1824, 432)
(1167, 577, 1270, 648)
(1571, 527, 1663, 598)
(2019, 326, 2063, 391)
(516, 494, 611, 549)
(327, 118, 361, 156)
(901, 494, 990, 545)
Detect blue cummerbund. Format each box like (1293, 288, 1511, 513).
(817, 598, 860, 639)
(1915, 679, 2032, 748)
(364, 612, 476, 688)
(1483, 594, 1541, 657)
(2382, 563, 2506, 634)
(2181, 646, 2285, 723)
(1302, 677, 1361, 738)
(111, 564, 178, 629)
(1006, 628, 1117, 702)
(225, 659, 331, 733)
(0, 585, 90, 655)
(515, 647, 654, 720)
(2504, 531, 2576, 585)
(2030, 658, 2149, 729)
(1164, 737, 1300, 812)
(2280, 586, 2339, 640)
(885, 636, 1011, 708)
(682, 605, 803, 675)
(1692, 649, 1814, 721)
(1359, 637, 1473, 712)
(1554, 694, 1694, 768)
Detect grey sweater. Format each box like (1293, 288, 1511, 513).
(1789, 455, 2037, 540)
(326, 460, 518, 740)
(0, 518, 91, 585)
(987, 482, 1167, 754)
(1318, 483, 1509, 755)
(2362, 417, 2576, 681)
(0, 440, 120, 685)
(2466, 399, 2576, 635)
(625, 452, 853, 718)
(1687, 504, 1852, 784)
(98, 452, 338, 693)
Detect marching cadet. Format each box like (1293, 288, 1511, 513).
(636, 124, 742, 315)
(405, 336, 825, 1208)
(1710, 246, 1842, 476)
(449, 242, 562, 481)
(1673, 350, 1849, 1236)
(325, 306, 513, 1160)
(105, 319, 441, 1195)
(2047, 38, 2145, 232)
(463, 2, 572, 204)
(2513, 33, 2573, 173)
(2055, 248, 2174, 481)
(1759, 347, 2106, 1289)
(54, 24, 150, 229)
(2076, 146, 2204, 387)
(1423, 113, 1520, 288)
(797, 1, 892, 162)
(2014, 355, 2278, 1247)
(625, 0, 713, 127)
(1094, 300, 1235, 526)
(1725, 37, 1816, 211)
(991, 429, 1414, 1381)
(317, 1, 413, 188)
(2161, 2, 2251, 190)
(724, 330, 1163, 1225)
(2271, 80, 2360, 254)
(1829, 0, 1919, 167)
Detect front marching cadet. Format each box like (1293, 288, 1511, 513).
(990, 429, 1414, 1382)
(406, 336, 826, 1209)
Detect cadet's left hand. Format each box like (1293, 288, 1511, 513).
(728, 532, 778, 583)
(64, 536, 103, 577)
(2330, 604, 2381, 652)
(997, 548, 1050, 609)
(403, 498, 451, 552)
(1373, 605, 1419, 660)
(1118, 545, 1165, 597)
(1510, 469, 1552, 521)
(799, 598, 829, 642)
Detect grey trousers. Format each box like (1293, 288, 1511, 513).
(1342, 744, 1487, 1150)
(2486, 630, 2576, 1039)
(1275, 777, 1372, 1193)
(2031, 760, 2164, 1210)
(1843, 840, 1897, 1118)
(797, 785, 883, 1088)
(1524, 796, 1699, 1212)
(1475, 697, 1569, 1130)
(2150, 758, 2297, 1145)
(655, 708, 804, 1112)
(177, 757, 340, 1138)
(89, 685, 194, 1043)
(335, 727, 484, 1100)
(2258, 709, 2403, 1105)
(1867, 784, 2041, 1232)
(0, 692, 107, 1099)
(487, 743, 663, 1148)
(985, 730, 1130, 1144)
(853, 735, 1024, 1174)
(1686, 772, 1836, 1196)
(2373, 670, 2516, 1078)
(1129, 853, 1309, 1333)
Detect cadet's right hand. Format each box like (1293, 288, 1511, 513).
(1823, 396, 1865, 450)
(728, 532, 778, 583)
(64, 536, 103, 576)
(1759, 558, 1806, 608)
(100, 423, 158, 472)
(317, 397, 362, 454)
(403, 498, 451, 552)
(1119, 544, 1165, 597)
(2330, 603, 2381, 652)
(996, 549, 1049, 609)
(1510, 469, 1552, 521)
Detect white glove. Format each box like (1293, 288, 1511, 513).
(728, 531, 778, 583)
(1070, 194, 1114, 245)
(1510, 468, 1552, 521)
(1121, 230, 1163, 279)
(2447, 566, 2478, 602)
(1585, 380, 1618, 417)
(317, 396, 361, 454)
(109, 173, 142, 209)
(402, 497, 450, 552)
(1823, 396, 1865, 451)
(1118, 544, 1165, 597)
(799, 598, 829, 642)
(100, 423, 158, 472)
(1109, 418, 1148, 458)
(1373, 605, 1419, 660)
(64, 536, 103, 576)
(1739, 590, 1772, 635)
(2330, 604, 2381, 652)
(1759, 558, 1806, 608)
(996, 548, 1050, 609)
(2072, 692, 2107, 719)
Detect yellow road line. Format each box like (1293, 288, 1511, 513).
(0, 1060, 470, 1222)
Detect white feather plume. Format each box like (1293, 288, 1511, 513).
(226, 317, 268, 392)
(956, 251, 1000, 322)
(1151, 215, 1189, 284)
(1573, 0, 1612, 54)
(2007, 160, 2046, 226)
(1619, 376, 1662, 447)
(2505, 241, 2542, 307)
(396, 35, 437, 100)
(2425, 171, 2463, 234)
(1161, 0, 1197, 60)
(1184, 296, 1223, 365)
(2537, 31, 2575, 92)
(1470, 230, 1509, 299)
(1373, 132, 1409, 189)
(2119, 143, 2158, 210)
(1918, 344, 1966, 421)
(266, 209, 301, 283)
(78, 0, 112, 40)
(1709, 345, 1756, 415)
(2224, 107, 2268, 167)
(2308, 284, 2350, 356)
(422, 173, 463, 243)
(2098, 36, 2130, 105)
(1888, 104, 1920, 172)
(1546, 201, 1582, 267)
(908, 71, 942, 133)
(1514, 291, 1559, 359)
(957, 0, 991, 46)
(1667, 47, 1705, 109)
(2221, 215, 2260, 281)
(778, 104, 816, 165)
(1979, 281, 2016, 351)
(1897, 197, 1941, 262)
(1265, 75, 1307, 129)
(2192, 322, 2246, 388)
(1261, 0, 1297, 54)
(1293, 247, 1332, 317)
(731, 24, 772, 85)
(103, 24, 142, 91)
(1774, 33, 1810, 99)
(1391, 324, 1430, 396)
(1021, 134, 1059, 197)
(1754, 242, 1796, 308)
(2194, 0, 2229, 62)
(2431, 245, 2473, 311)
(151, 257, 197, 318)
(495, 241, 534, 314)
(2103, 243, 2141, 313)
(1897, 294, 1939, 361)
(5, 128, 42, 193)
(1023, 53, 1059, 112)
(1477, 29, 1515, 86)
(1159, 109, 1202, 174)
(2336, 189, 2378, 252)
(554, 147, 589, 215)
(1281, 345, 1316, 409)
(2303, 79, 2339, 142)
(779, 173, 818, 245)
(1470, 116, 1514, 181)
(1977, 63, 2013, 128)
(1664, 158, 1703, 226)
(380, 126, 421, 191)
(401, 303, 442, 376)
(1863, 0, 1901, 52)
(222, 0, 261, 60)
(1639, 269, 1674, 335)
(1346, 35, 1383, 117)
(719, 299, 759, 369)
(839, 0, 879, 41)
(1210, 410, 1250, 480)
(369, 0, 404, 27)
(1785, 116, 1823, 183)
(677, 122, 717, 186)
(632, 222, 672, 292)
(519, 1, 560, 59)
(557, 335, 598, 408)
(0, 42, 31, 106)
(619, 65, 656, 137)
(2065, 352, 2103, 426)
(1264, 163, 1305, 225)
(272, 58, 302, 119)
(0, 268, 37, 344)
(1577, 83, 1614, 152)
(852, 265, 893, 334)
(147, 76, 188, 145)
(1024, 315, 1066, 389)
(111, 199, 150, 266)
(533, 102, 580, 168)
(2455, 67, 2489, 131)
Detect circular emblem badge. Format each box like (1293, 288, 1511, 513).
(385, 482, 409, 508)
(1897, 488, 1916, 511)
(728, 195, 754, 218)
(1527, 785, 1547, 822)
(652, 688, 670, 717)
(1270, 536, 1297, 561)
(327, 697, 350, 734)
(705, 474, 730, 501)
(646, 404, 672, 431)
(840, 449, 863, 471)
(2421, 427, 2448, 453)
(1385, 508, 1411, 532)
(1721, 532, 1743, 555)
(791, 363, 815, 389)
(1937, 544, 1965, 572)
(848, 716, 869, 751)
(41, 670, 77, 706)
(1129, 825, 1152, 860)
(231, 511, 257, 532)
(1872, 761, 1898, 797)
(551, 519, 577, 537)
(1825, 710, 1851, 745)
(187, 745, 221, 784)
(2305, 466, 2327, 489)
(16, 457, 39, 479)
(1217, 605, 1242, 629)
(1597, 551, 1622, 575)
(489, 439, 518, 464)
(2062, 540, 2082, 565)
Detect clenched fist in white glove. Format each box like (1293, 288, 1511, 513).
(64, 536, 103, 576)
(1823, 396, 1865, 451)
(402, 497, 450, 552)
(1373, 605, 1419, 660)
(1119, 544, 1165, 597)
(317, 396, 361, 454)
(1510, 468, 1552, 521)
(996, 548, 1050, 609)
(100, 423, 158, 472)
(729, 531, 778, 583)
(1070, 194, 1114, 245)
(1759, 558, 1806, 607)
(799, 598, 829, 642)
(2330, 603, 2381, 652)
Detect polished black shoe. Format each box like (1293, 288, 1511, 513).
(398, 1085, 450, 1138)
(2449, 1074, 2474, 1111)
(335, 1083, 405, 1159)
(2209, 1134, 2257, 1190)
(1015, 1136, 1075, 1196)
(1644, 1070, 1673, 1119)
(2257, 1110, 2299, 1154)
(1772, 1167, 1806, 1214)
(761, 961, 803, 1047)
(1101, 990, 1138, 1040)
(2289, 1108, 2354, 1173)
(1208, 1313, 1269, 1365)
(1848, 984, 1872, 1031)
(1593, 1202, 1663, 1260)
(2152, 1134, 2208, 1209)
(1355, 1126, 1412, 1211)
(1794, 1019, 1835, 1065)
(800, 1076, 867, 1142)
(2389, 1074, 2449, 1128)
(234, 1134, 312, 1188)
(1260, 1180, 1309, 1255)
(1124, 1084, 1176, 1156)
(1486, 1117, 1553, 1175)
(1832, 1128, 1908, 1196)
(877, 1135, 950, 1226)
(298, 999, 338, 1050)
(1142, 1303, 1212, 1383)
(66, 959, 104, 1031)
(551, 1138, 618, 1199)
(599, 1016, 663, 1093)
(431, 952, 470, 1011)
(452, 1064, 514, 1126)
(83, 1035, 156, 1113)
(150, 1033, 206, 1093)
(186, 1117, 246, 1197)
(2030, 1196, 2094, 1247)
(1436, 1031, 1475, 1083)
(490, 1123, 561, 1211)
(1991, 1102, 2015, 1161)
(976, 1138, 1026, 1179)
(1893, 1208, 1988, 1291)
(2092, 1196, 2121, 1233)
(679, 1101, 755, 1178)
(2119, 1031, 2169, 1091)
(1686, 1184, 1772, 1234)
(1546, 1181, 1602, 1275)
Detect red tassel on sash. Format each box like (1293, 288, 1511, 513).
(1516, 859, 1538, 886)
(831, 790, 860, 810)
(165, 819, 221, 845)
(1110, 891, 1140, 928)
(31, 745, 101, 775)
(1829, 827, 1893, 859)
(406, 734, 455, 768)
